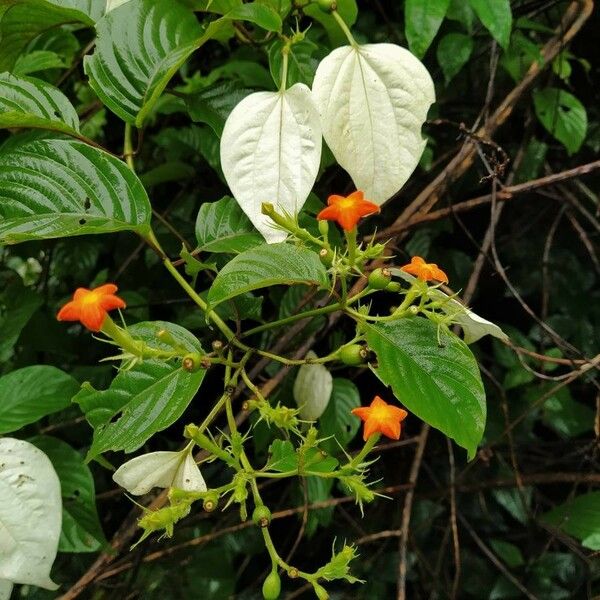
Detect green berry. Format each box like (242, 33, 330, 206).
(262, 571, 281, 599)
(317, 0, 336, 13)
(368, 268, 392, 289)
(339, 344, 368, 366)
(386, 281, 402, 292)
(252, 505, 272, 528)
(202, 492, 219, 513)
(182, 353, 203, 372)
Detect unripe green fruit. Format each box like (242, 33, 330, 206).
(252, 505, 272, 528)
(317, 0, 336, 13)
(339, 344, 368, 366)
(368, 268, 392, 290)
(202, 493, 219, 512)
(386, 281, 402, 292)
(182, 353, 203, 372)
(262, 571, 281, 599)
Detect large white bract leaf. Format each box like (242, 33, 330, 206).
(220, 84, 322, 243)
(312, 43, 435, 204)
(0, 438, 61, 591)
(113, 445, 207, 496)
(0, 580, 13, 600)
(293, 351, 333, 421)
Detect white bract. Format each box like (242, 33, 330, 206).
(113, 444, 207, 495)
(220, 84, 322, 243)
(391, 269, 508, 344)
(105, 0, 130, 12)
(0, 438, 61, 593)
(312, 43, 435, 204)
(293, 352, 333, 420)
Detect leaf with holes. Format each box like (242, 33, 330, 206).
(0, 72, 80, 136)
(74, 321, 206, 460)
(0, 366, 79, 434)
(195, 196, 263, 254)
(29, 436, 107, 553)
(312, 43, 435, 205)
(207, 243, 329, 307)
(365, 317, 486, 459)
(0, 138, 152, 245)
(533, 87, 587, 155)
(220, 85, 322, 242)
(0, 438, 61, 591)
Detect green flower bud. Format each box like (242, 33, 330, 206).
(252, 504, 272, 527)
(386, 281, 402, 292)
(318, 219, 329, 237)
(313, 582, 329, 600)
(317, 0, 336, 13)
(338, 344, 368, 366)
(368, 267, 392, 289)
(262, 570, 281, 599)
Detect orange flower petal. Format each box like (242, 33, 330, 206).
(317, 190, 379, 231)
(351, 395, 408, 441)
(57, 301, 81, 322)
(400, 256, 449, 284)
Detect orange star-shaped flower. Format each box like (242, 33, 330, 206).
(351, 396, 408, 441)
(57, 284, 126, 332)
(317, 190, 380, 231)
(401, 256, 449, 284)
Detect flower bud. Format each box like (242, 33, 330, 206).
(318, 219, 329, 237)
(182, 353, 204, 372)
(252, 505, 272, 527)
(262, 571, 281, 599)
(368, 268, 392, 290)
(338, 344, 368, 366)
(386, 281, 402, 292)
(313, 582, 329, 600)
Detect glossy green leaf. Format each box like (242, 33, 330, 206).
(319, 378, 361, 454)
(436, 33, 473, 83)
(0, 138, 152, 245)
(186, 81, 255, 137)
(405, 0, 450, 58)
(542, 492, 600, 550)
(226, 3, 281, 31)
(266, 440, 338, 474)
(84, 0, 205, 126)
(195, 196, 263, 254)
(0, 366, 79, 434)
(0, 0, 94, 71)
(13, 50, 66, 76)
(542, 387, 594, 438)
(74, 321, 206, 460)
(533, 87, 587, 155)
(365, 317, 486, 459)
(468, 0, 512, 49)
(207, 243, 329, 307)
(0, 72, 80, 136)
(29, 436, 107, 553)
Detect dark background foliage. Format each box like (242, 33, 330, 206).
(1, 0, 599, 598)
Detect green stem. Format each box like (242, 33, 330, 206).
(124, 122, 135, 171)
(331, 9, 358, 47)
(280, 45, 289, 91)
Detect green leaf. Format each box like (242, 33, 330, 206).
(207, 243, 329, 307)
(489, 540, 524, 568)
(446, 0, 475, 32)
(0, 366, 79, 434)
(533, 88, 587, 155)
(542, 492, 600, 550)
(436, 33, 473, 83)
(468, 0, 512, 49)
(268, 439, 297, 472)
(0, 279, 42, 361)
(186, 81, 255, 137)
(319, 378, 361, 454)
(0, 138, 152, 245)
(405, 0, 450, 58)
(84, 0, 206, 126)
(269, 38, 319, 87)
(195, 196, 263, 254)
(13, 50, 66, 75)
(29, 435, 107, 553)
(74, 321, 206, 460)
(0, 0, 94, 71)
(542, 387, 594, 438)
(365, 317, 486, 459)
(226, 2, 281, 31)
(0, 72, 80, 136)
(303, 0, 357, 47)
